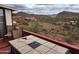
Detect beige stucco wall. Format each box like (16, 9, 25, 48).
(5, 9, 13, 32)
(5, 9, 12, 26)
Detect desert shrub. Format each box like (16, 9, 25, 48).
(25, 24, 32, 31)
(63, 24, 71, 30)
(57, 31, 64, 35)
(66, 34, 77, 43)
(31, 21, 43, 33)
(42, 29, 47, 32)
(75, 20, 79, 28)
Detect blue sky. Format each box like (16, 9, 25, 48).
(9, 4, 79, 15)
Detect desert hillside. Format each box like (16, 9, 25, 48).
(56, 11, 79, 18)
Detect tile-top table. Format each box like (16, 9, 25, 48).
(9, 35, 69, 54)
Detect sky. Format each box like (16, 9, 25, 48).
(8, 4, 79, 15)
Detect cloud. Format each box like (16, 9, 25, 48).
(7, 4, 79, 15)
(7, 4, 29, 10)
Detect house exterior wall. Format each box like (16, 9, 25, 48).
(5, 9, 12, 26)
(0, 9, 6, 37)
(5, 9, 13, 32)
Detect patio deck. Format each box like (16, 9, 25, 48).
(0, 30, 79, 54)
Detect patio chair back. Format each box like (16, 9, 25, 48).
(12, 28, 23, 39)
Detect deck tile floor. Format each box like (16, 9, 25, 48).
(9, 35, 69, 54)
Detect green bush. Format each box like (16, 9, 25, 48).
(31, 21, 43, 33)
(66, 34, 77, 43)
(63, 24, 70, 30)
(75, 20, 79, 27)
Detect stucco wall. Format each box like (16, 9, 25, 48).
(5, 9, 13, 32)
(5, 9, 12, 26)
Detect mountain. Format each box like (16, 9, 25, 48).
(50, 14, 57, 17)
(13, 11, 51, 16)
(56, 11, 79, 18)
(13, 12, 33, 17)
(13, 11, 53, 23)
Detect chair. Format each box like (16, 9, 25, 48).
(4, 25, 23, 41)
(4, 25, 13, 41)
(12, 28, 23, 39)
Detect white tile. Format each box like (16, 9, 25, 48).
(36, 45, 50, 54)
(18, 38, 34, 44)
(26, 50, 40, 54)
(25, 39, 35, 44)
(22, 36, 27, 38)
(46, 49, 60, 54)
(43, 42, 56, 48)
(10, 38, 31, 49)
(19, 38, 26, 42)
(18, 45, 33, 54)
(27, 35, 33, 38)
(35, 38, 47, 44)
(26, 35, 36, 40)
(53, 45, 68, 54)
(27, 35, 47, 44)
(31, 36, 41, 40)
(12, 42, 26, 48)
(9, 39, 21, 45)
(9, 39, 19, 44)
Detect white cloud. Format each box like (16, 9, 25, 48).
(8, 4, 79, 15)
